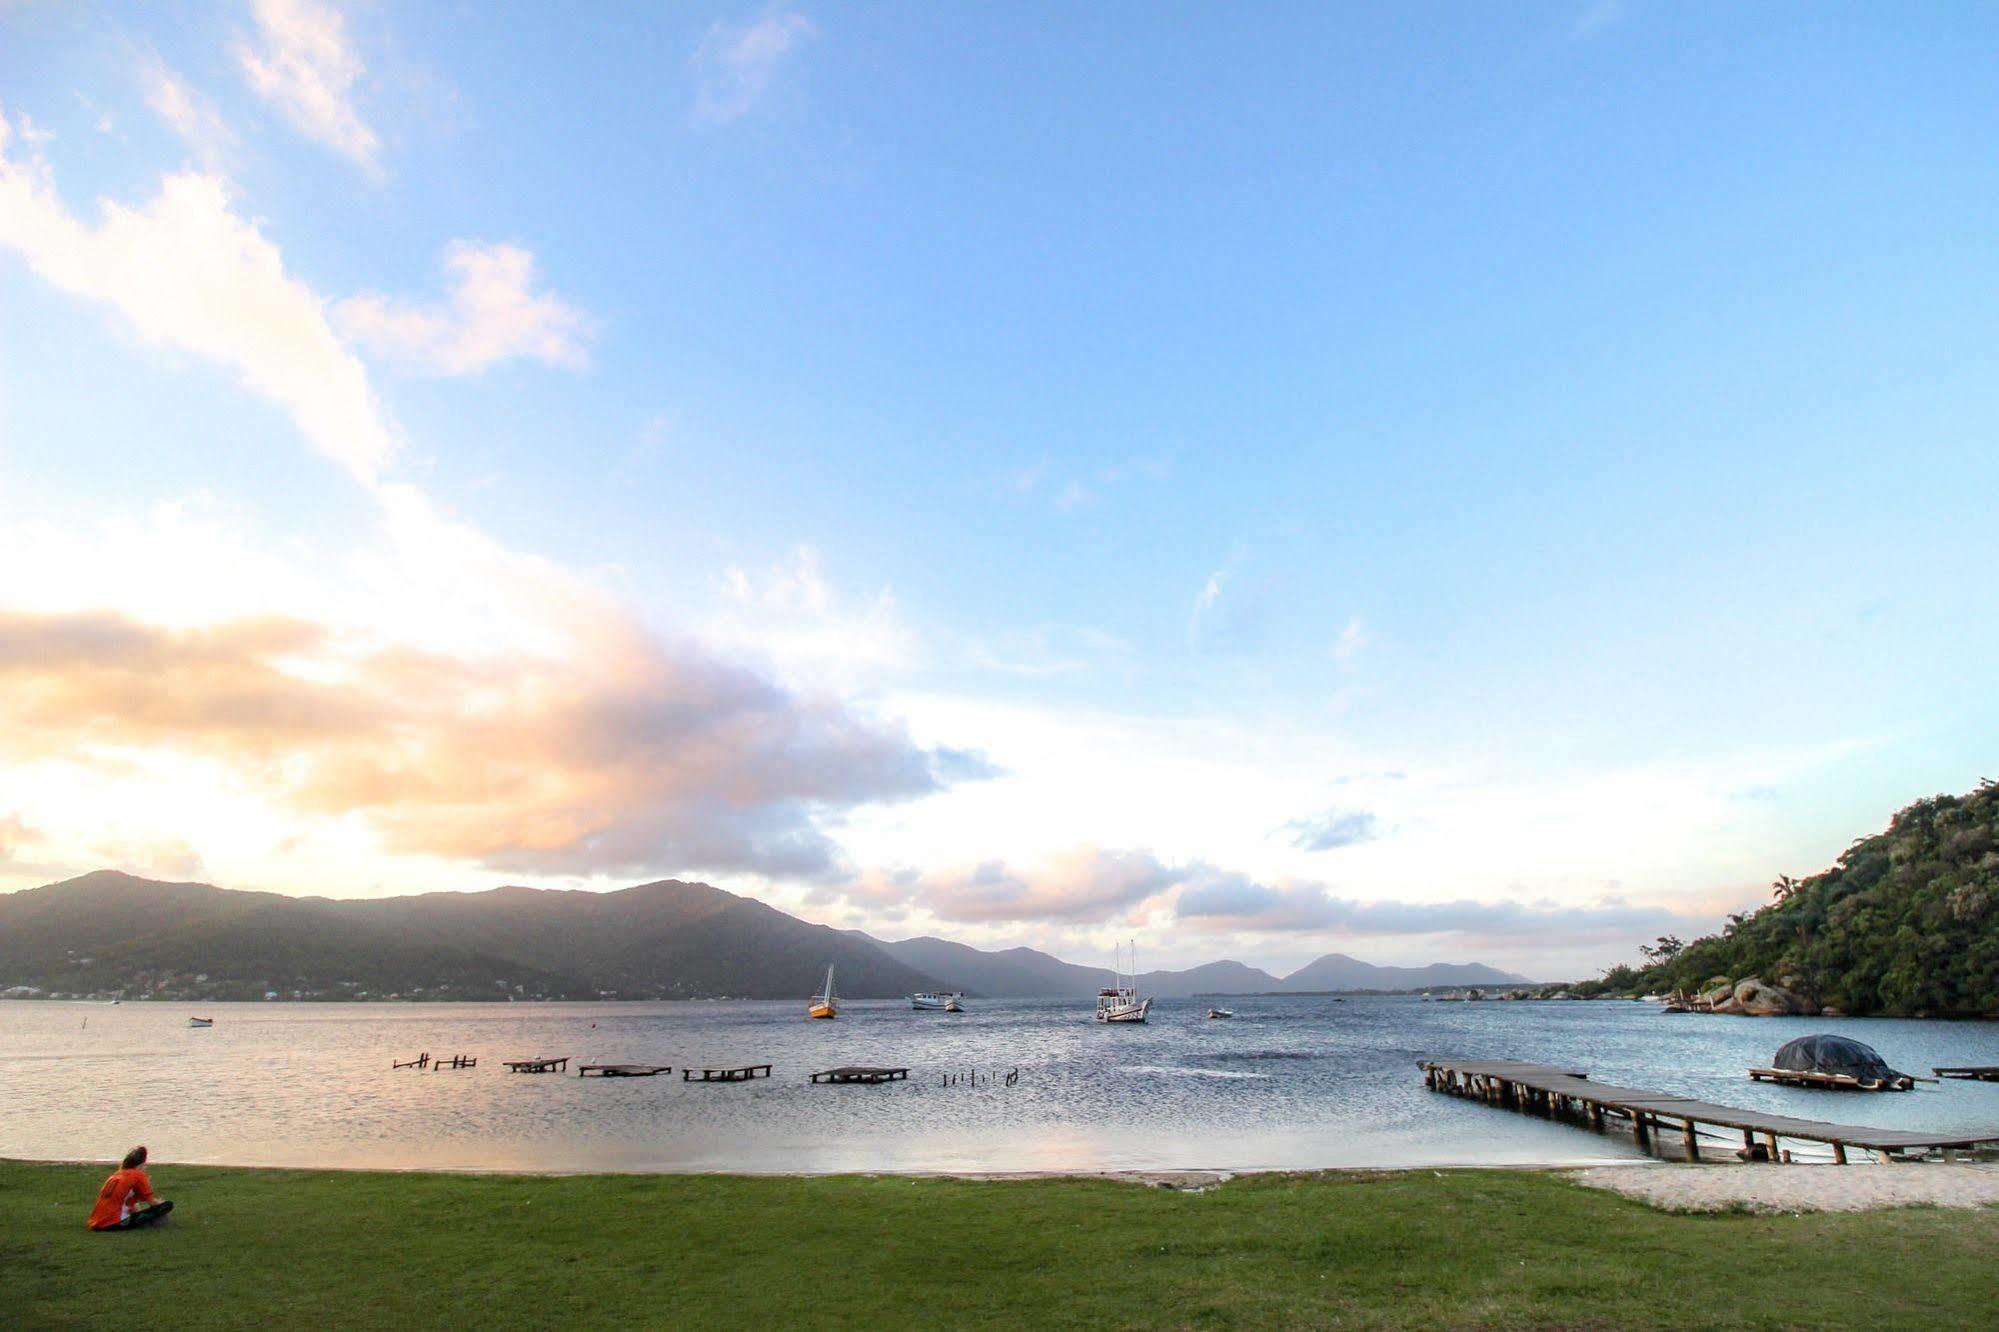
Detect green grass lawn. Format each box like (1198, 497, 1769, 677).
(3, 1159, 1991, 1330)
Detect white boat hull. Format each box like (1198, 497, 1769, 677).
(909, 993, 964, 1011)
(1095, 998, 1151, 1023)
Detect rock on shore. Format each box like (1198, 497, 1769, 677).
(1698, 975, 1817, 1015)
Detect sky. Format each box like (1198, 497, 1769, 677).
(2, 1, 1996, 979)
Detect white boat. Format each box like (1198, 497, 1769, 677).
(910, 991, 965, 1011)
(1094, 941, 1152, 1024)
(944, 996, 964, 1013)
(187, 1017, 214, 1028)
(1207, 1008, 1234, 1019)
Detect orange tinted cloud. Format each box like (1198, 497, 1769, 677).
(0, 609, 978, 878)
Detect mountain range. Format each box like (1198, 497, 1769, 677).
(854, 932, 1525, 997)
(0, 870, 1526, 1002)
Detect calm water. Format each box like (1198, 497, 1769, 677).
(4, 997, 1997, 1173)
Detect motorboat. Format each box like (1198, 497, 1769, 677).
(1207, 1008, 1234, 1019)
(187, 1017, 214, 1028)
(1094, 941, 1151, 1024)
(910, 991, 964, 1011)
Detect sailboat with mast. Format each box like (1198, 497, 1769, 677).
(808, 964, 838, 1019)
(1094, 941, 1152, 1024)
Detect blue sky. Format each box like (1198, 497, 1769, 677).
(2, 2, 1995, 977)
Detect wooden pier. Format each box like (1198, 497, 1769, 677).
(1420, 1058, 1999, 1163)
(682, 1064, 772, 1083)
(1935, 1066, 1999, 1082)
(503, 1056, 570, 1074)
(431, 1055, 476, 1070)
(1749, 1066, 1928, 1092)
(808, 1066, 909, 1084)
(392, 1053, 430, 1070)
(578, 1064, 670, 1078)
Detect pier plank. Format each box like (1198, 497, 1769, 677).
(808, 1066, 910, 1084)
(1419, 1058, 1999, 1157)
(683, 1064, 773, 1082)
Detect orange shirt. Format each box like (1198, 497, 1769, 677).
(87, 1167, 156, 1230)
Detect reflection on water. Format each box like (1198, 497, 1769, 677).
(3, 996, 1996, 1173)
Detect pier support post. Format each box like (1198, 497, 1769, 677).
(1682, 1120, 1700, 1162)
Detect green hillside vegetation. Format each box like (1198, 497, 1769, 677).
(1612, 780, 1999, 1016)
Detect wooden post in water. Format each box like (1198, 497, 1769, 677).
(1682, 1119, 1700, 1162)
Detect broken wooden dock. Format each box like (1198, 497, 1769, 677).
(1420, 1058, 1999, 1163)
(808, 1066, 909, 1084)
(431, 1055, 476, 1070)
(1934, 1066, 1999, 1082)
(578, 1064, 670, 1078)
(682, 1064, 772, 1082)
(503, 1056, 570, 1074)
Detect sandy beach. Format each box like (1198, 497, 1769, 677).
(1575, 1161, 1999, 1213)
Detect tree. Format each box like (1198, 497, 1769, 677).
(1621, 780, 1999, 1016)
(1638, 935, 1684, 963)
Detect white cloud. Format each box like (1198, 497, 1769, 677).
(835, 842, 1704, 946)
(1332, 615, 1368, 661)
(1284, 808, 1379, 851)
(1189, 547, 1264, 650)
(705, 545, 919, 691)
(336, 240, 595, 376)
(234, 0, 381, 176)
(848, 847, 1181, 925)
(1569, 0, 1626, 41)
(825, 682, 1876, 970)
(0, 116, 397, 483)
(1194, 566, 1230, 614)
(140, 55, 234, 169)
(0, 119, 979, 892)
(691, 11, 815, 124)
(1001, 456, 1171, 510)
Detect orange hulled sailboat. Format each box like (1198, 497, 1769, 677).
(808, 964, 838, 1019)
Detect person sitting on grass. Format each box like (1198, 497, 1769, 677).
(87, 1146, 174, 1231)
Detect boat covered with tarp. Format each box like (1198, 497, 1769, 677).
(1759, 1034, 1919, 1091)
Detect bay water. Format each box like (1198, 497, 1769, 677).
(4, 996, 1996, 1174)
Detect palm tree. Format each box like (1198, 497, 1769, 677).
(1771, 875, 1801, 902)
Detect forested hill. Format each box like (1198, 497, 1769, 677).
(0, 871, 944, 1002)
(1628, 781, 1999, 1016)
